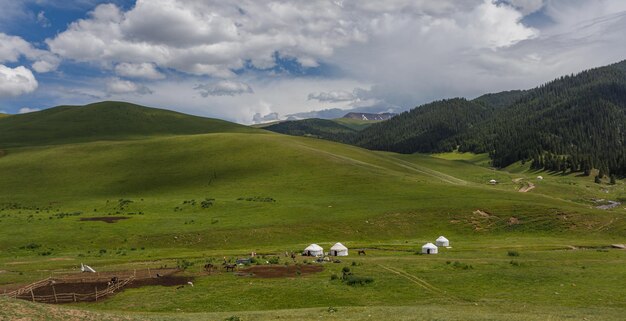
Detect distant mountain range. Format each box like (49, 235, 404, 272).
(266, 60, 626, 177)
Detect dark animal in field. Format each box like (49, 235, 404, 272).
(291, 252, 296, 261)
(204, 263, 215, 273)
(224, 264, 237, 272)
(358, 250, 366, 256)
(107, 276, 119, 287)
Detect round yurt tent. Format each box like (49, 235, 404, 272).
(422, 243, 438, 254)
(330, 242, 348, 256)
(304, 244, 324, 257)
(435, 236, 449, 247)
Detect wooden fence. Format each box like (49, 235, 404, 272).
(1, 275, 135, 304)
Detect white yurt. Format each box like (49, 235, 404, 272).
(537, 176, 544, 180)
(489, 179, 498, 184)
(435, 236, 449, 247)
(330, 242, 349, 256)
(304, 244, 324, 257)
(422, 243, 438, 254)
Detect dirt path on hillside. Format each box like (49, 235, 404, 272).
(378, 264, 460, 301)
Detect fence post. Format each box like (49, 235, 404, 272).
(30, 289, 35, 302)
(95, 286, 98, 301)
(73, 293, 76, 302)
(148, 268, 151, 278)
(52, 285, 58, 303)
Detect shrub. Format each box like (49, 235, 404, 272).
(99, 249, 107, 254)
(345, 275, 374, 286)
(507, 250, 520, 257)
(177, 259, 194, 270)
(510, 260, 521, 267)
(327, 307, 338, 313)
(21, 243, 41, 250)
(224, 316, 241, 321)
(268, 256, 280, 264)
(330, 273, 339, 280)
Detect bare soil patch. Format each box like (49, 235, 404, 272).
(237, 265, 323, 278)
(79, 216, 129, 223)
(9, 268, 190, 304)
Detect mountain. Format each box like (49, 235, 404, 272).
(285, 104, 402, 120)
(268, 60, 626, 176)
(342, 112, 397, 121)
(0, 101, 257, 148)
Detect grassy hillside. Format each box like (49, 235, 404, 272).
(1, 104, 625, 319)
(0, 101, 257, 148)
(332, 117, 380, 131)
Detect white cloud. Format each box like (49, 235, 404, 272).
(307, 90, 357, 103)
(0, 65, 38, 97)
(195, 80, 254, 97)
(0, 33, 60, 73)
(37, 11, 51, 27)
(18, 107, 40, 114)
(114, 62, 165, 79)
(106, 78, 152, 95)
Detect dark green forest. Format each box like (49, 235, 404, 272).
(266, 60, 626, 177)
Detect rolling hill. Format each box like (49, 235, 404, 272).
(0, 101, 257, 148)
(1, 101, 625, 320)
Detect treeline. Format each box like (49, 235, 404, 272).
(266, 60, 626, 177)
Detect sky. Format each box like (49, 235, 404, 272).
(0, 0, 625, 123)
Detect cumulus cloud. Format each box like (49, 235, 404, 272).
(114, 62, 165, 79)
(18, 107, 40, 114)
(106, 78, 152, 95)
(195, 80, 254, 97)
(0, 33, 60, 73)
(0, 65, 38, 97)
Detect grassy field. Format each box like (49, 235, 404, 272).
(0, 104, 624, 320)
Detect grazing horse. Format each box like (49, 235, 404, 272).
(204, 263, 214, 274)
(358, 250, 366, 256)
(224, 264, 237, 272)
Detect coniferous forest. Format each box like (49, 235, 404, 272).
(267, 60, 626, 177)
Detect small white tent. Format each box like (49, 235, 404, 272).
(537, 176, 544, 180)
(304, 244, 324, 257)
(489, 179, 497, 184)
(435, 236, 449, 247)
(330, 242, 348, 256)
(422, 243, 438, 254)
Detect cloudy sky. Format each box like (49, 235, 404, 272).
(0, 0, 625, 123)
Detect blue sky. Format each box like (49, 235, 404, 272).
(1, 0, 626, 123)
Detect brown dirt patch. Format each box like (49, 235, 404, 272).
(508, 217, 520, 225)
(79, 216, 129, 223)
(237, 264, 323, 278)
(13, 270, 192, 304)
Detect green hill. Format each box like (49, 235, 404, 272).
(332, 117, 380, 130)
(0, 101, 257, 148)
(264, 118, 358, 140)
(1, 104, 625, 319)
(267, 60, 626, 176)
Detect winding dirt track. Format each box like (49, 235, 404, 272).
(378, 264, 461, 301)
